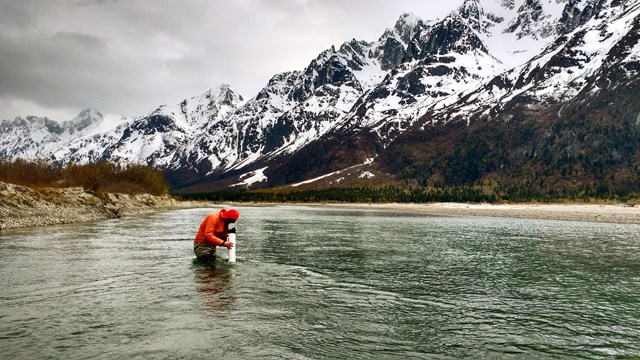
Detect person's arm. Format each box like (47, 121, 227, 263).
(219, 225, 234, 250)
(202, 215, 225, 247)
(218, 223, 234, 249)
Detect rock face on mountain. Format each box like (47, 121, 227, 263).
(1, 0, 639, 195)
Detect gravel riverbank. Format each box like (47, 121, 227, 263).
(315, 202, 640, 224)
(0, 182, 199, 230)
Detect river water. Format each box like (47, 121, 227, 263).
(1, 205, 639, 359)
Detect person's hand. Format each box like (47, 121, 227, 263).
(224, 241, 234, 250)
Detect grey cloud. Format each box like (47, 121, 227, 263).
(0, 31, 168, 117)
(51, 32, 109, 50)
(0, 0, 459, 120)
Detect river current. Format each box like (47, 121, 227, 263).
(1, 205, 639, 358)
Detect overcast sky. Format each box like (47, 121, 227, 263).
(0, 0, 460, 121)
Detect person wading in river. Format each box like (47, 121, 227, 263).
(194, 208, 239, 261)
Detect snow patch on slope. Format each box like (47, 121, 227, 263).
(232, 167, 269, 188)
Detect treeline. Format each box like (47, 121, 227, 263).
(0, 158, 168, 195)
(182, 182, 640, 204)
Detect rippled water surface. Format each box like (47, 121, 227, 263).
(1, 206, 640, 359)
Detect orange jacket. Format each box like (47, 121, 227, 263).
(194, 211, 229, 247)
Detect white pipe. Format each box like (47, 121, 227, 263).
(228, 232, 236, 263)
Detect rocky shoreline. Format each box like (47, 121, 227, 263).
(0, 182, 199, 230)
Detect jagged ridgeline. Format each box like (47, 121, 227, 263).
(1, 0, 639, 201)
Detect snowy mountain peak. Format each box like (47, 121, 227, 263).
(64, 108, 103, 133)
(377, 12, 428, 49)
(556, 0, 615, 35)
(392, 13, 427, 44)
(457, 0, 486, 32)
(208, 83, 245, 107)
(505, 0, 553, 39)
(145, 84, 244, 131)
(72, 108, 102, 121)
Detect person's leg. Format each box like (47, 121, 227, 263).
(194, 242, 216, 261)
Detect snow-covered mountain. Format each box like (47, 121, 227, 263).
(0, 108, 129, 161)
(2, 0, 639, 193)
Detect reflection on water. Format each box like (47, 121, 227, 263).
(1, 206, 640, 358)
(192, 261, 237, 316)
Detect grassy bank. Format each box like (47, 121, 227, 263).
(0, 159, 168, 195)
